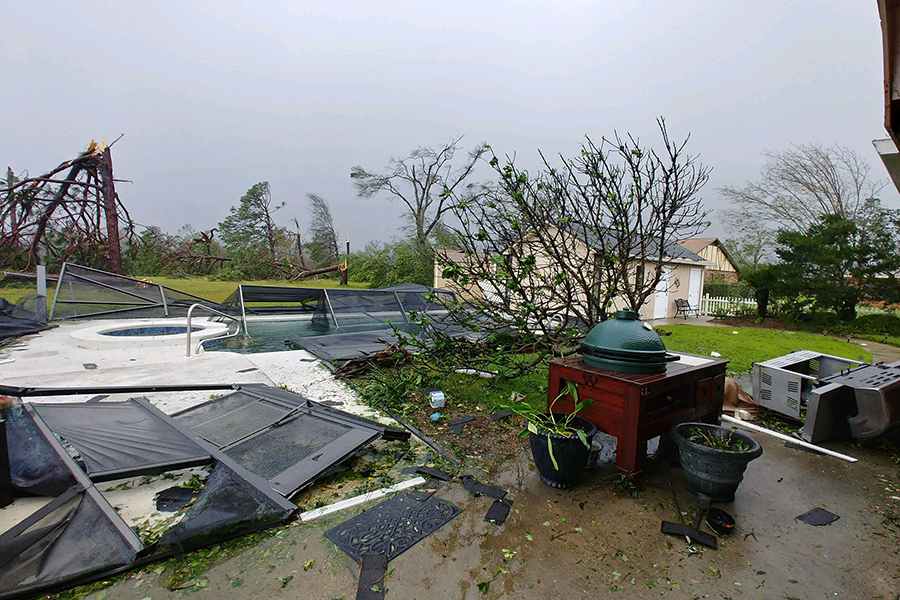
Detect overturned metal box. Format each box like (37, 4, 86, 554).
(803, 361, 900, 443)
(752, 351, 864, 419)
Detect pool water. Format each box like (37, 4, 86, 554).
(204, 320, 329, 354)
(203, 317, 416, 354)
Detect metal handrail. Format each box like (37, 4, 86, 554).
(186, 304, 244, 357)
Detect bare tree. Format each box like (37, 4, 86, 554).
(720, 219, 777, 271)
(441, 119, 710, 350)
(305, 193, 339, 267)
(350, 137, 487, 244)
(720, 144, 886, 234)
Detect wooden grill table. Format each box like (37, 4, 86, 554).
(547, 353, 728, 479)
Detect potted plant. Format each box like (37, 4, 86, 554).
(670, 422, 762, 502)
(501, 380, 597, 489)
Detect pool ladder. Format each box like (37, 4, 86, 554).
(185, 304, 244, 357)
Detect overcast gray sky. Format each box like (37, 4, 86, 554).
(2, 0, 895, 247)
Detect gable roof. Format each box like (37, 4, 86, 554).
(569, 226, 711, 265)
(676, 237, 718, 254)
(676, 237, 740, 273)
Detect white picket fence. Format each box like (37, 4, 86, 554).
(700, 295, 899, 318)
(700, 294, 756, 316)
(857, 304, 900, 317)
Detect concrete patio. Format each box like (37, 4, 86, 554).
(1, 320, 899, 599)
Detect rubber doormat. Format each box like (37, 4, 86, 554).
(324, 490, 462, 563)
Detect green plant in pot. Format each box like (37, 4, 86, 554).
(500, 380, 597, 489)
(670, 422, 762, 502)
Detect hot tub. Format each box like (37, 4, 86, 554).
(70, 319, 231, 351)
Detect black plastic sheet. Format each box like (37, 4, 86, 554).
(3, 398, 74, 496)
(0, 487, 139, 600)
(0, 295, 48, 342)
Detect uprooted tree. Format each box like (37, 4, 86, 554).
(435, 119, 710, 368)
(1, 140, 134, 273)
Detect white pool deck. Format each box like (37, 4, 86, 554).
(0, 319, 376, 418)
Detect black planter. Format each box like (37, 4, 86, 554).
(670, 422, 762, 502)
(529, 414, 597, 489)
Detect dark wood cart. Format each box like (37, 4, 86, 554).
(547, 353, 728, 478)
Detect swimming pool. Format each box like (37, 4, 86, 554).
(203, 316, 415, 354)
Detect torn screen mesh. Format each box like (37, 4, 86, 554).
(225, 415, 351, 479)
(32, 401, 210, 479)
(157, 463, 292, 552)
(0, 488, 138, 599)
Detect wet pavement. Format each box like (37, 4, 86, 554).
(94, 430, 900, 600)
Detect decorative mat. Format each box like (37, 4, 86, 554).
(325, 490, 462, 563)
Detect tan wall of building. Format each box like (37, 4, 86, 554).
(609, 261, 706, 320)
(435, 243, 708, 322)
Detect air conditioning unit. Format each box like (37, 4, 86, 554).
(752, 351, 865, 419)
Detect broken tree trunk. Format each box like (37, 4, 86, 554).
(100, 146, 122, 274)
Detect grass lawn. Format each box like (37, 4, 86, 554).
(0, 276, 368, 305)
(657, 324, 872, 375)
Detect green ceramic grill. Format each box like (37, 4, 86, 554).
(581, 309, 679, 374)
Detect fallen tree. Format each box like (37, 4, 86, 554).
(1, 139, 133, 273)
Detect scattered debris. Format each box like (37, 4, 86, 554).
(453, 368, 496, 378)
(406, 480, 442, 502)
(298, 477, 427, 522)
(357, 553, 388, 600)
(460, 475, 507, 499)
(375, 404, 460, 467)
(796, 507, 840, 526)
(721, 415, 857, 463)
(414, 466, 453, 481)
(490, 409, 514, 421)
(723, 377, 760, 419)
(425, 388, 446, 408)
(448, 415, 475, 435)
(661, 487, 717, 550)
(155, 486, 198, 512)
(485, 498, 512, 525)
(706, 507, 736, 535)
(331, 343, 413, 379)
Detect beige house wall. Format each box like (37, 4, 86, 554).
(434, 239, 708, 321)
(608, 261, 706, 320)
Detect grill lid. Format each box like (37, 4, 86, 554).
(581, 309, 677, 373)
